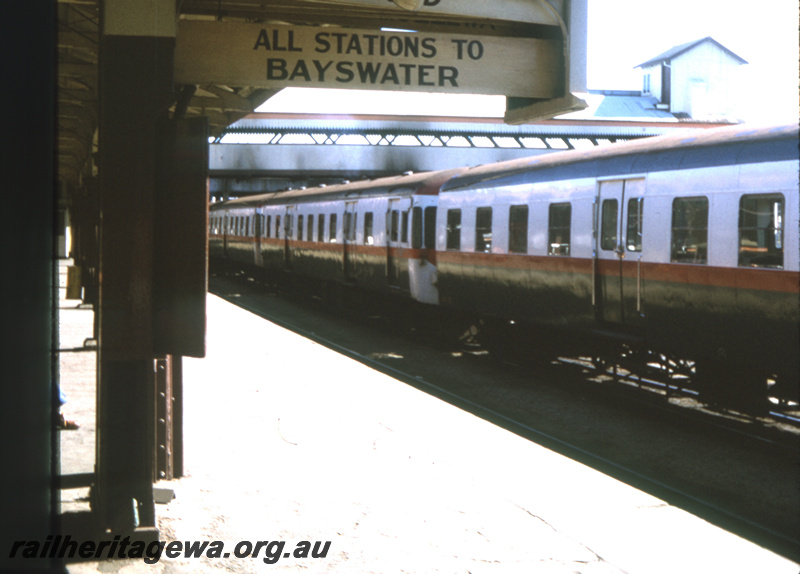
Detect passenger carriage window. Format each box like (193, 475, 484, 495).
(626, 198, 643, 252)
(600, 199, 618, 251)
(343, 212, 351, 241)
(307, 215, 314, 241)
(475, 207, 492, 253)
(329, 213, 337, 242)
(739, 194, 784, 268)
(317, 214, 325, 242)
(266, 215, 272, 238)
(286, 215, 294, 238)
(446, 209, 462, 250)
(297, 215, 304, 240)
(548, 203, 571, 256)
(424, 206, 437, 249)
(671, 197, 708, 264)
(390, 211, 400, 242)
(364, 212, 374, 245)
(412, 207, 423, 249)
(401, 211, 409, 243)
(509, 205, 528, 254)
(343, 212, 357, 241)
(275, 215, 281, 238)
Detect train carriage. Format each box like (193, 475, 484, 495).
(437, 123, 800, 405)
(209, 123, 798, 409)
(209, 168, 465, 304)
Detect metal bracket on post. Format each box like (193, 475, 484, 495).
(154, 356, 173, 482)
(154, 354, 184, 481)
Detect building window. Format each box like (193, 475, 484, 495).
(475, 207, 492, 253)
(671, 197, 708, 264)
(364, 212, 374, 245)
(446, 209, 461, 250)
(600, 199, 618, 251)
(548, 203, 571, 256)
(509, 205, 528, 254)
(739, 194, 784, 268)
(627, 198, 643, 252)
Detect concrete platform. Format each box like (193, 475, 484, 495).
(55, 264, 798, 573)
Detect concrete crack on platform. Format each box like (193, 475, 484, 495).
(276, 417, 298, 446)
(514, 503, 615, 568)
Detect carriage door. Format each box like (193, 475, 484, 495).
(595, 178, 645, 327)
(283, 205, 294, 268)
(386, 197, 411, 288)
(343, 202, 358, 281)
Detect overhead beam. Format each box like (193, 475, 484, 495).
(302, 0, 561, 25)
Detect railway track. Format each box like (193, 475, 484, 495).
(210, 270, 800, 563)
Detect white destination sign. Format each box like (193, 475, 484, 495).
(174, 20, 560, 98)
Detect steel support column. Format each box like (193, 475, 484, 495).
(95, 0, 176, 534)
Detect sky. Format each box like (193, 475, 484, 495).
(256, 0, 799, 124)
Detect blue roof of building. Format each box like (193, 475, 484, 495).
(557, 92, 677, 121)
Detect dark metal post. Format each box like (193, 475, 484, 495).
(95, 0, 176, 534)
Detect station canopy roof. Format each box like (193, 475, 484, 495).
(57, 0, 572, 189)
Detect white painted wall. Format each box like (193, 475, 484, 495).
(670, 40, 743, 119)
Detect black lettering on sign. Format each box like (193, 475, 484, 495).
(336, 61, 355, 83)
(289, 60, 311, 81)
(357, 61, 381, 83)
(314, 32, 331, 53)
(439, 66, 458, 87)
(312, 30, 439, 58)
(421, 37, 437, 58)
(267, 58, 458, 87)
(313, 60, 334, 81)
(451, 39, 484, 60)
(267, 58, 288, 80)
(254, 29, 302, 52)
